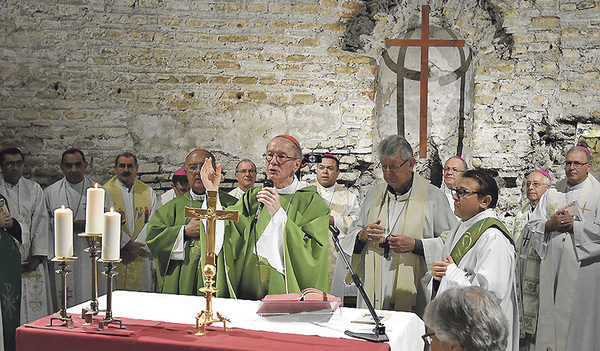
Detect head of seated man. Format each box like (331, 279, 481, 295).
(451, 169, 498, 222)
(423, 286, 509, 351)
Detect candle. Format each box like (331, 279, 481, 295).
(54, 205, 73, 258)
(85, 183, 105, 234)
(102, 207, 121, 260)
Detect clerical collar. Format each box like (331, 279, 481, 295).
(566, 177, 587, 192)
(318, 182, 336, 193)
(386, 174, 413, 198)
(66, 178, 85, 193)
(117, 178, 134, 193)
(189, 189, 206, 201)
(276, 176, 307, 195)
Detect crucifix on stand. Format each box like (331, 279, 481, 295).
(386, 5, 465, 158)
(184, 191, 239, 336)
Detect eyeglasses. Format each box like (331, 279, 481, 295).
(236, 169, 256, 174)
(263, 153, 298, 164)
(451, 189, 480, 198)
(444, 167, 464, 173)
(2, 161, 24, 169)
(379, 158, 409, 172)
(526, 181, 546, 188)
(422, 332, 435, 346)
(564, 161, 590, 168)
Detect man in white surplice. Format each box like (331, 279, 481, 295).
(0, 146, 51, 323)
(428, 169, 518, 351)
(348, 135, 456, 317)
(43, 148, 113, 309)
(313, 154, 360, 298)
(513, 170, 550, 351)
(528, 146, 600, 351)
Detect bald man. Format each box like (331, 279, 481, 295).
(146, 149, 238, 296)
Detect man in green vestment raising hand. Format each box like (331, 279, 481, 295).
(201, 135, 331, 300)
(146, 149, 238, 296)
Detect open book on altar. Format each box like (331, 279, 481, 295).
(256, 288, 342, 315)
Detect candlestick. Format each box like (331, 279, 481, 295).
(97, 259, 126, 331)
(102, 208, 121, 261)
(85, 183, 104, 234)
(54, 205, 73, 258)
(47, 257, 77, 328)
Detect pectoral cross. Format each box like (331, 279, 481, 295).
(379, 236, 391, 259)
(184, 190, 239, 336)
(385, 5, 465, 158)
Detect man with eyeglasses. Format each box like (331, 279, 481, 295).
(428, 169, 518, 351)
(44, 148, 113, 309)
(347, 135, 456, 317)
(147, 149, 238, 296)
(228, 159, 257, 199)
(104, 152, 161, 292)
(442, 156, 468, 211)
(199, 135, 330, 300)
(313, 154, 360, 299)
(512, 170, 550, 350)
(528, 146, 600, 350)
(0, 146, 51, 323)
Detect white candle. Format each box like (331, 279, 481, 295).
(54, 205, 73, 258)
(102, 207, 121, 260)
(85, 183, 105, 234)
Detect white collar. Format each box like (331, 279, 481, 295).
(275, 176, 307, 195)
(189, 190, 206, 202)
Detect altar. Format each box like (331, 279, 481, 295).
(17, 290, 425, 350)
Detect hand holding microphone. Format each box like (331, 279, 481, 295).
(255, 179, 276, 219)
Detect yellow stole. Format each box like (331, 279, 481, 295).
(360, 174, 429, 311)
(104, 176, 151, 291)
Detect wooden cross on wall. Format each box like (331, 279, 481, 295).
(386, 5, 465, 158)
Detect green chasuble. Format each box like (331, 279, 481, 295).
(0, 195, 21, 351)
(226, 185, 330, 300)
(146, 191, 238, 296)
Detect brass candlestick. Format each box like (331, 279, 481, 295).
(97, 259, 126, 331)
(78, 232, 102, 324)
(47, 257, 77, 328)
(195, 263, 230, 336)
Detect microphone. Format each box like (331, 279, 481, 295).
(329, 224, 340, 238)
(254, 178, 274, 222)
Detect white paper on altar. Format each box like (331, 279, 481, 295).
(67, 291, 424, 350)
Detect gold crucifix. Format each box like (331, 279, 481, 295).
(386, 5, 465, 158)
(184, 190, 239, 336)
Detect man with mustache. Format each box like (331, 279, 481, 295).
(147, 149, 238, 296)
(528, 146, 600, 350)
(104, 152, 160, 292)
(228, 159, 257, 200)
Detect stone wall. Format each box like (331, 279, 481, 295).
(1, 0, 600, 227)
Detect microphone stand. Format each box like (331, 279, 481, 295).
(329, 225, 389, 343)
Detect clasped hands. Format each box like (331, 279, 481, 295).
(431, 254, 455, 281)
(358, 220, 416, 253)
(546, 210, 574, 234)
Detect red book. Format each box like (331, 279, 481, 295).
(257, 288, 342, 315)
